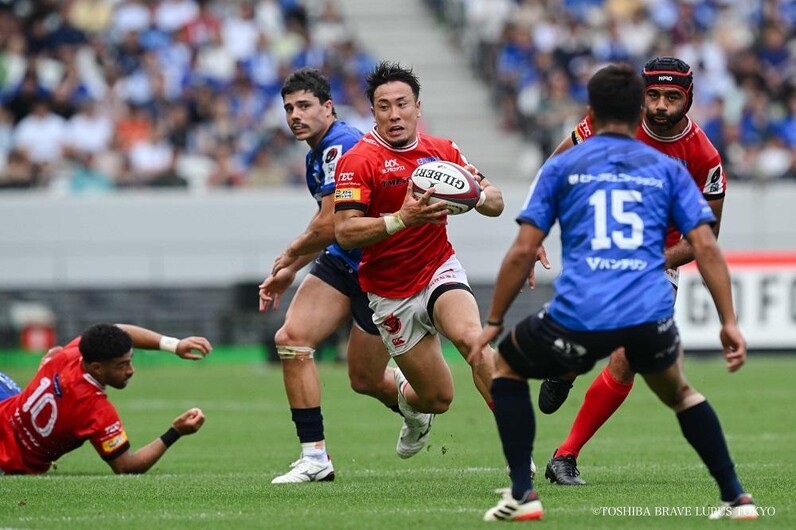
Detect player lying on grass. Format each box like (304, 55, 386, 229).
(0, 323, 211, 475)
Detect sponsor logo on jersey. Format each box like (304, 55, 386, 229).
(416, 157, 439, 165)
(338, 172, 354, 182)
(382, 314, 402, 335)
(324, 147, 339, 163)
(104, 421, 122, 435)
(101, 430, 128, 453)
(363, 136, 377, 145)
(381, 177, 408, 188)
(703, 164, 724, 194)
(381, 159, 405, 174)
(335, 188, 360, 201)
(585, 257, 649, 271)
(53, 374, 62, 398)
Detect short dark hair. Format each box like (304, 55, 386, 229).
(587, 64, 644, 125)
(365, 61, 421, 104)
(79, 324, 133, 363)
(281, 68, 332, 102)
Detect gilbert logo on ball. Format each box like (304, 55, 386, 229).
(410, 161, 482, 215)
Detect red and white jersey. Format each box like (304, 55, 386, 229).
(334, 131, 467, 298)
(0, 338, 129, 474)
(573, 115, 725, 247)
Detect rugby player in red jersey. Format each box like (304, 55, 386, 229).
(0, 323, 210, 475)
(333, 61, 509, 458)
(539, 57, 729, 486)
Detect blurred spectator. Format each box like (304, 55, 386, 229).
(66, 152, 115, 195)
(0, 148, 37, 188)
(246, 142, 290, 187)
(12, 98, 67, 180)
(65, 99, 114, 156)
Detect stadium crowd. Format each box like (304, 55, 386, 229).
(0, 0, 377, 191)
(1, 0, 795, 191)
(428, 0, 796, 181)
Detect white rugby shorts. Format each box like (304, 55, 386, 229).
(368, 255, 470, 357)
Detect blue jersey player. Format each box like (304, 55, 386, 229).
(474, 64, 756, 522)
(258, 69, 399, 484)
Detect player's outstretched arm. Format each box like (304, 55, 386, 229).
(686, 224, 746, 372)
(271, 195, 337, 275)
(107, 408, 205, 474)
(471, 223, 546, 361)
(115, 324, 212, 360)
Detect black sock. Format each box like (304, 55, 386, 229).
(291, 407, 324, 443)
(491, 377, 535, 500)
(677, 401, 744, 502)
(387, 403, 403, 417)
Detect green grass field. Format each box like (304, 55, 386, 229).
(0, 348, 793, 529)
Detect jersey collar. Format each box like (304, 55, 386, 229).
(641, 116, 692, 143)
(83, 372, 105, 391)
(370, 128, 419, 152)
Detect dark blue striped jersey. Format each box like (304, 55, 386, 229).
(518, 133, 716, 330)
(306, 120, 363, 270)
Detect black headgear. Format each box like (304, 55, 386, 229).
(642, 57, 694, 113)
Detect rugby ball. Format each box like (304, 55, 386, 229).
(410, 161, 482, 215)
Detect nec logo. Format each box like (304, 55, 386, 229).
(338, 172, 354, 181)
(658, 75, 673, 81)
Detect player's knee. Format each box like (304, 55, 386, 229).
(658, 384, 703, 411)
(671, 389, 705, 413)
(276, 345, 315, 360)
(421, 390, 453, 414)
(349, 370, 379, 396)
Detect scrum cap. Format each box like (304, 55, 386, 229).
(642, 57, 694, 113)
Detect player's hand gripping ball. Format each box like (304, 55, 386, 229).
(410, 161, 482, 215)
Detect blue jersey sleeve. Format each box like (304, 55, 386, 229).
(516, 161, 560, 233)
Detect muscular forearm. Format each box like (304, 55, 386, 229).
(335, 215, 397, 249)
(664, 239, 695, 269)
(487, 244, 537, 324)
(115, 325, 166, 351)
(693, 243, 736, 325)
(474, 178, 504, 217)
(285, 223, 335, 259)
(110, 440, 169, 474)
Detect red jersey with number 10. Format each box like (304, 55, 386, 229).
(0, 338, 129, 474)
(334, 131, 467, 298)
(573, 115, 726, 248)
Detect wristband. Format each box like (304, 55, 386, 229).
(159, 336, 180, 353)
(486, 319, 504, 328)
(160, 427, 181, 448)
(384, 212, 406, 235)
(476, 190, 487, 207)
